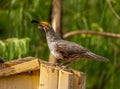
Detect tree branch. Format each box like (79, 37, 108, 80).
(63, 30, 120, 39)
(107, 0, 120, 20)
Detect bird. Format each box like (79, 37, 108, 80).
(31, 20, 108, 67)
(0, 57, 5, 63)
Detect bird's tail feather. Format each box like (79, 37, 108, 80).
(85, 52, 109, 62)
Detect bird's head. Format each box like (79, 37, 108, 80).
(31, 20, 52, 32)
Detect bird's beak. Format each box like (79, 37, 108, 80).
(38, 24, 43, 29)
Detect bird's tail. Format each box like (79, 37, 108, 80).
(85, 52, 109, 62)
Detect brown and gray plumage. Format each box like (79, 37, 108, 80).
(31, 20, 108, 66)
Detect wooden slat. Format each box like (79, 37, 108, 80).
(72, 70, 86, 89)
(0, 58, 40, 76)
(39, 63, 59, 89)
(0, 63, 5, 69)
(58, 70, 73, 89)
(4, 57, 36, 67)
(0, 70, 39, 89)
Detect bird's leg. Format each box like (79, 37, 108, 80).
(60, 61, 75, 69)
(63, 61, 71, 65)
(53, 59, 61, 66)
(58, 61, 70, 69)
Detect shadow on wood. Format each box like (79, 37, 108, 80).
(0, 57, 86, 89)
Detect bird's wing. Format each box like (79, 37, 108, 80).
(56, 40, 89, 59)
(56, 40, 108, 62)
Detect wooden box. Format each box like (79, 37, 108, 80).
(0, 57, 86, 89)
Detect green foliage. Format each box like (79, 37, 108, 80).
(0, 38, 30, 60)
(0, 0, 120, 89)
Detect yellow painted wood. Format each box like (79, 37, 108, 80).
(0, 58, 40, 76)
(0, 70, 39, 89)
(39, 63, 59, 89)
(58, 70, 73, 89)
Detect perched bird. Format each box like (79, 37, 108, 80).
(0, 57, 5, 63)
(31, 20, 108, 67)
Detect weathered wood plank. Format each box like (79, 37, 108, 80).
(58, 70, 73, 89)
(39, 63, 59, 89)
(72, 70, 86, 89)
(4, 57, 36, 67)
(0, 58, 40, 76)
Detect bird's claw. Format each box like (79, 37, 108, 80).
(51, 63, 59, 67)
(51, 63, 69, 71)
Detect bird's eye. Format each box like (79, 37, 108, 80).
(40, 24, 43, 28)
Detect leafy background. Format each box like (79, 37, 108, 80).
(0, 0, 120, 89)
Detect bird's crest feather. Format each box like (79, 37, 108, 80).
(40, 22, 51, 28)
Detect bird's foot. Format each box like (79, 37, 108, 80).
(51, 62, 71, 71)
(51, 63, 59, 67)
(62, 65, 68, 69)
(58, 63, 64, 67)
(57, 64, 69, 71)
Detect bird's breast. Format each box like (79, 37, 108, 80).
(47, 41, 63, 59)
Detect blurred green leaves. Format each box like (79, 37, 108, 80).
(0, 38, 30, 60)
